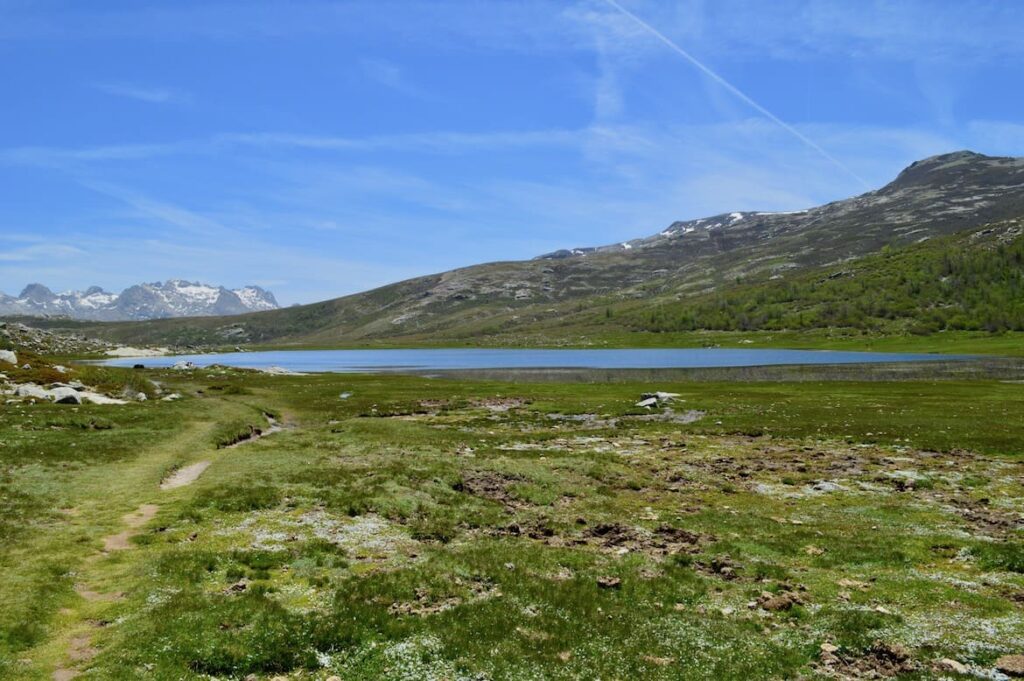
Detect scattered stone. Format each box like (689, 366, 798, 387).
(997, 655, 1024, 677)
(134, 392, 147, 402)
(936, 658, 968, 674)
(758, 591, 802, 611)
(597, 576, 621, 589)
(162, 393, 182, 401)
(340, 392, 352, 399)
(837, 578, 870, 590)
(226, 580, 248, 594)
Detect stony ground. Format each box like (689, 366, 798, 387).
(0, 353, 1022, 679)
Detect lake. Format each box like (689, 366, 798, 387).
(98, 348, 967, 373)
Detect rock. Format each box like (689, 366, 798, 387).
(597, 576, 621, 589)
(172, 360, 196, 371)
(133, 364, 145, 370)
(340, 392, 352, 399)
(636, 397, 659, 408)
(326, 677, 342, 681)
(14, 384, 50, 400)
(0, 350, 16, 365)
(758, 591, 801, 611)
(642, 391, 680, 403)
(53, 365, 68, 373)
(997, 655, 1024, 677)
(837, 578, 870, 590)
(162, 393, 182, 401)
(820, 643, 839, 654)
(79, 392, 129, 405)
(50, 387, 82, 405)
(871, 641, 910, 663)
(936, 658, 968, 674)
(135, 392, 147, 402)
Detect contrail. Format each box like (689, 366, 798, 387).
(601, 0, 870, 188)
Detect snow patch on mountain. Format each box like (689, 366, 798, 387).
(0, 280, 280, 321)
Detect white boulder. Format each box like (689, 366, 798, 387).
(15, 384, 50, 400)
(50, 387, 82, 404)
(0, 350, 16, 365)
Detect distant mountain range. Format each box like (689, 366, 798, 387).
(16, 150, 1024, 346)
(0, 280, 279, 321)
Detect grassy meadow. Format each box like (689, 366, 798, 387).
(0, 362, 1022, 679)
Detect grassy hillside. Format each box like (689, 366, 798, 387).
(626, 220, 1024, 335)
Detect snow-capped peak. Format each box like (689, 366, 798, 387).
(0, 279, 281, 321)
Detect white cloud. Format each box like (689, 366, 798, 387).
(91, 82, 190, 104)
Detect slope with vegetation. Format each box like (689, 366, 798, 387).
(626, 220, 1024, 335)
(10, 151, 1024, 352)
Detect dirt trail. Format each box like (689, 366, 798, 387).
(45, 401, 286, 680)
(54, 503, 159, 679)
(160, 461, 211, 490)
(101, 503, 159, 551)
(224, 412, 286, 448)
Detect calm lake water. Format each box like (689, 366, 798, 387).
(99, 348, 964, 373)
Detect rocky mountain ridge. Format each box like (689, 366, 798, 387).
(0, 280, 279, 321)
(12, 150, 1024, 346)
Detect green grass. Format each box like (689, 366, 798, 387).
(1, 364, 1023, 679)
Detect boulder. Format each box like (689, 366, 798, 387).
(50, 387, 82, 405)
(80, 392, 129, 405)
(642, 391, 680, 402)
(14, 384, 50, 400)
(135, 392, 147, 402)
(0, 350, 16, 365)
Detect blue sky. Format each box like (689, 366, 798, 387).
(2, 0, 1024, 305)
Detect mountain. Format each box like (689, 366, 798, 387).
(0, 280, 279, 321)
(18, 150, 1024, 346)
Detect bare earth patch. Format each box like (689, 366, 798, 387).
(102, 503, 159, 551)
(160, 461, 211, 490)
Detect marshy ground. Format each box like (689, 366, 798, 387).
(1, 365, 1022, 679)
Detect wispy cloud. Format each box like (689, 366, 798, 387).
(0, 243, 85, 263)
(0, 129, 584, 168)
(358, 57, 427, 98)
(91, 82, 190, 104)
